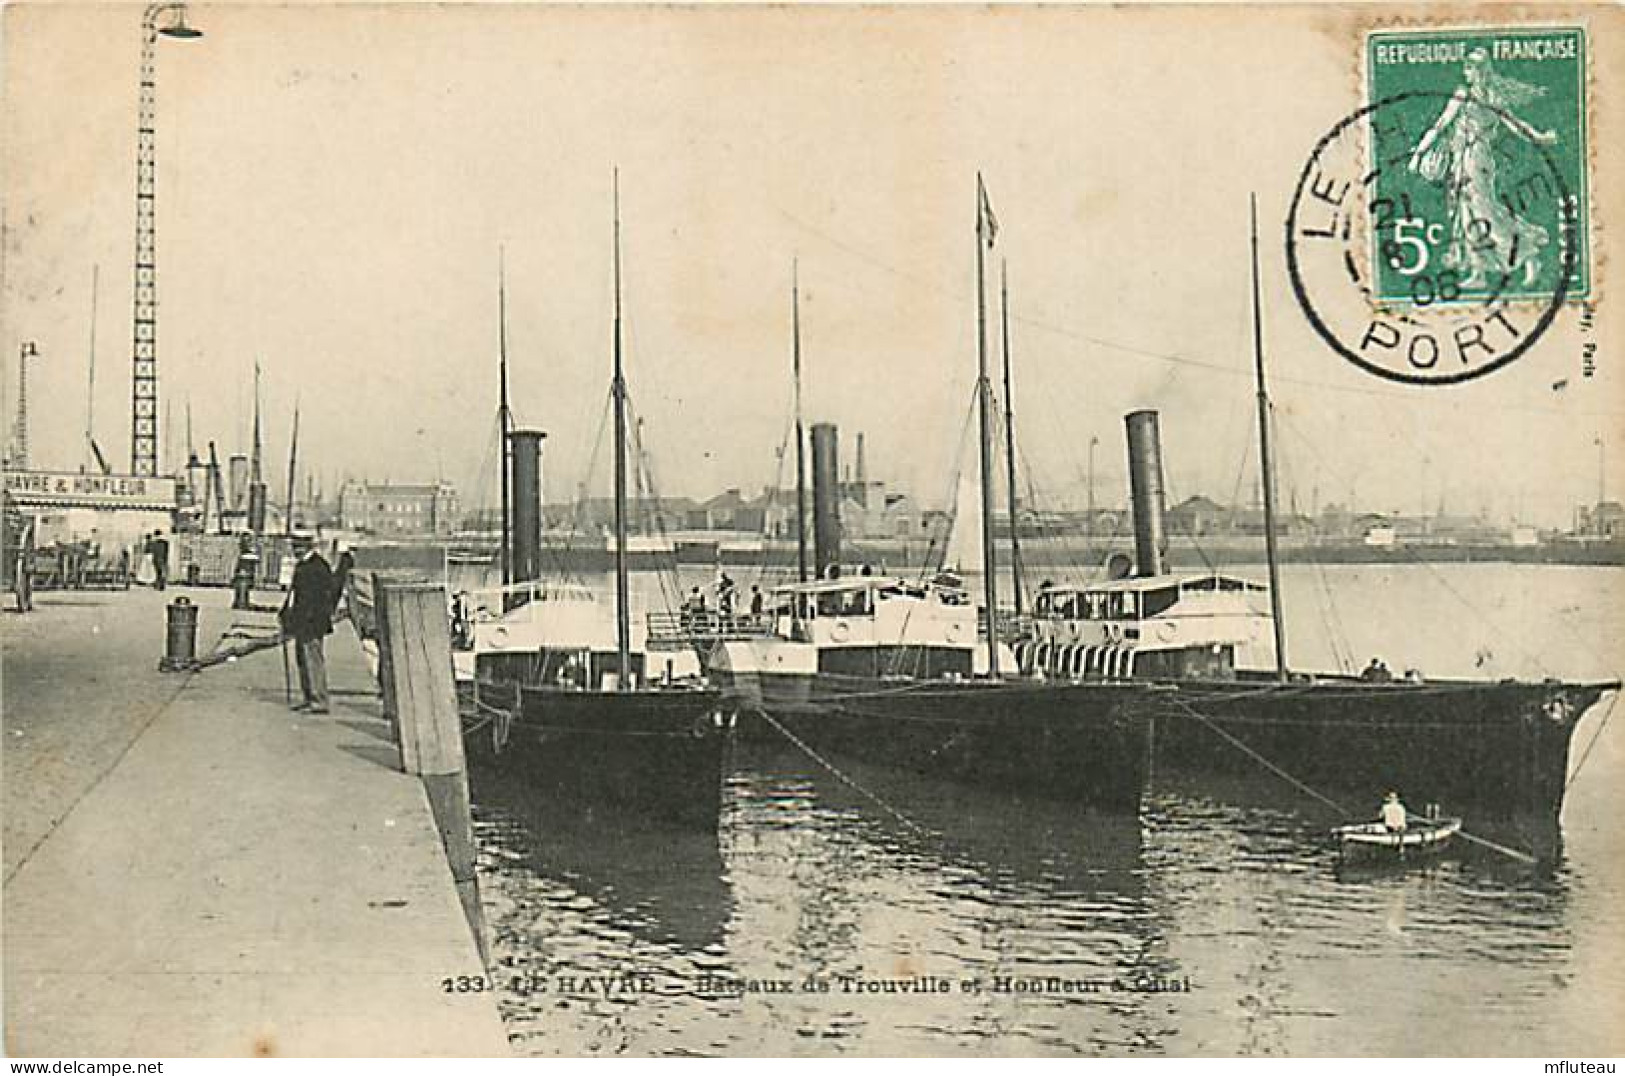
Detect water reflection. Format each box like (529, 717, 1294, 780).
(479, 724, 1607, 1056)
(473, 762, 732, 952)
(468, 564, 1622, 1056)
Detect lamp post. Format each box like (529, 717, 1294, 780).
(130, 2, 202, 478)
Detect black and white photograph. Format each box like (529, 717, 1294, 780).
(2, 2, 1621, 1061)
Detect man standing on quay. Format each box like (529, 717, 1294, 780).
(281, 535, 333, 714)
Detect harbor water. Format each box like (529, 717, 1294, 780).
(460, 563, 1623, 1056)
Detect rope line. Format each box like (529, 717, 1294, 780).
(1165, 697, 1351, 816)
(751, 706, 932, 837)
(1564, 688, 1620, 793)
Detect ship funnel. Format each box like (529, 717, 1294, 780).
(508, 428, 547, 584)
(810, 422, 842, 576)
(1124, 410, 1167, 578)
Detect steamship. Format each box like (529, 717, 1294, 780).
(1011, 409, 1617, 824)
(462, 179, 726, 827)
(694, 176, 1158, 809)
(700, 188, 1618, 826)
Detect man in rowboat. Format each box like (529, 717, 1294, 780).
(1381, 791, 1408, 833)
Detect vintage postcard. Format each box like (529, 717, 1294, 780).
(2, 2, 1621, 1062)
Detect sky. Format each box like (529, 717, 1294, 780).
(2, 2, 1621, 527)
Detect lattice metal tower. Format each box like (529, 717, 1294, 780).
(130, 3, 201, 476)
(12, 342, 37, 469)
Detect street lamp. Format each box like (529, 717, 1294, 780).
(130, 2, 203, 478)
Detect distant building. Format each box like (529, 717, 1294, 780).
(1574, 500, 1624, 539)
(545, 496, 695, 535)
(339, 481, 459, 537)
(1167, 495, 1228, 538)
(688, 489, 751, 531)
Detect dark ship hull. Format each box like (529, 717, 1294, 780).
(725, 664, 1616, 822)
(467, 679, 728, 828)
(1147, 675, 1616, 821)
(727, 675, 1155, 809)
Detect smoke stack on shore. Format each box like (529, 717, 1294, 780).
(1124, 410, 1168, 578)
(508, 429, 547, 584)
(810, 422, 842, 576)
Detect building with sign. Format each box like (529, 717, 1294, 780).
(2, 469, 179, 577)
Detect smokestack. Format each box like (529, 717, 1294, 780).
(810, 422, 841, 576)
(228, 455, 249, 511)
(1124, 410, 1168, 578)
(508, 428, 547, 584)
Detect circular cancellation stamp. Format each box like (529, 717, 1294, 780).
(1286, 26, 1588, 386)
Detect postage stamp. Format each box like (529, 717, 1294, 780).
(1364, 26, 1589, 305)
(1285, 27, 1588, 386)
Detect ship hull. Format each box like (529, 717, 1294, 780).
(467, 680, 728, 828)
(1147, 676, 1613, 820)
(728, 676, 1155, 809)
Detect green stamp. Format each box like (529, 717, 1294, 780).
(1365, 26, 1588, 304)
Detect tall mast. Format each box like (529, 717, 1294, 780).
(285, 398, 300, 537)
(611, 170, 632, 687)
(250, 362, 261, 484)
(498, 247, 513, 587)
(974, 173, 1000, 677)
(999, 259, 1024, 615)
(792, 259, 809, 583)
(1249, 193, 1289, 681)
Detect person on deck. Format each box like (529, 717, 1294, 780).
(1381, 791, 1408, 832)
(682, 586, 707, 632)
(281, 535, 334, 714)
(1361, 658, 1394, 683)
(749, 585, 764, 623)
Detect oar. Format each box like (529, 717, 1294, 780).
(1451, 827, 1538, 866)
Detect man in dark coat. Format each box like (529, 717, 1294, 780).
(149, 530, 170, 591)
(281, 536, 334, 713)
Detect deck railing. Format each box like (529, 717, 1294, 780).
(645, 610, 778, 650)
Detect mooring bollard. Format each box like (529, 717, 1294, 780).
(376, 580, 488, 965)
(231, 548, 259, 610)
(159, 596, 199, 672)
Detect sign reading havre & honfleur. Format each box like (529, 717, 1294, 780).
(1366, 26, 1588, 304)
(3, 470, 178, 509)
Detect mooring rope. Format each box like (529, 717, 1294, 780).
(1164, 695, 1538, 865)
(750, 706, 932, 838)
(1165, 696, 1351, 816)
(1564, 688, 1620, 794)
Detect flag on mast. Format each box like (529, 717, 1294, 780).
(978, 174, 998, 248)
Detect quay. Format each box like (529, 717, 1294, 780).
(2, 587, 509, 1056)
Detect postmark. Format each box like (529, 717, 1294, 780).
(1285, 26, 1588, 386)
(1286, 92, 1580, 386)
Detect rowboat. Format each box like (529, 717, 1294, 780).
(1333, 816, 1462, 864)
